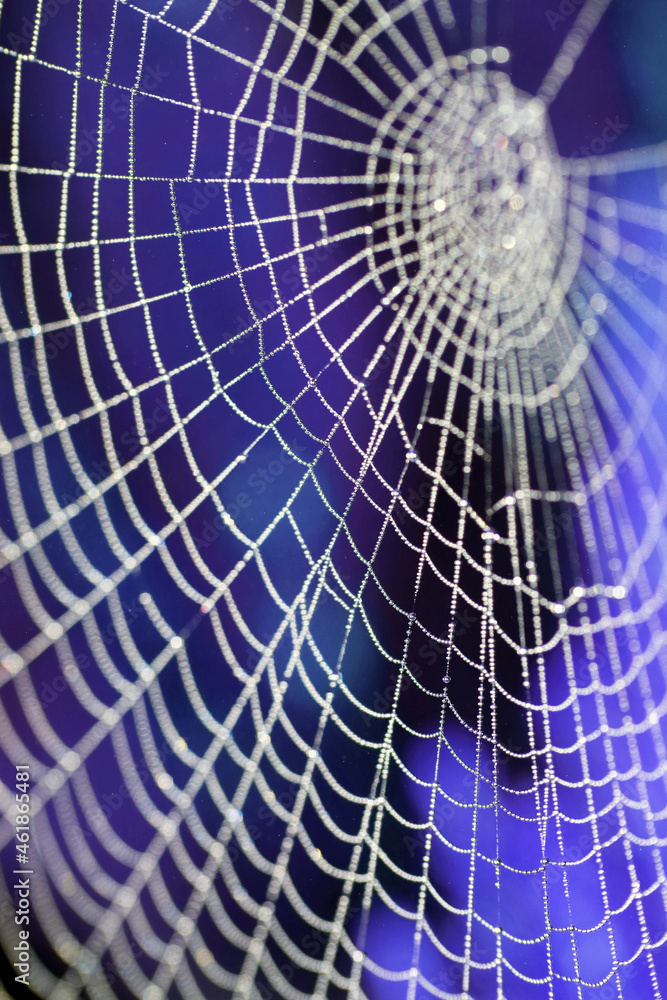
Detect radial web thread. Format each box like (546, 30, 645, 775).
(0, 1, 667, 999)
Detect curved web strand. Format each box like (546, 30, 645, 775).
(0, 2, 666, 1000)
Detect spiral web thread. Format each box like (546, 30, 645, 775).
(0, 0, 666, 997)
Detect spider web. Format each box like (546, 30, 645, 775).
(0, 0, 667, 998)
